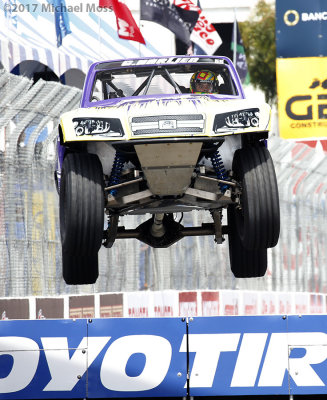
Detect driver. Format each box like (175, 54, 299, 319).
(190, 70, 218, 94)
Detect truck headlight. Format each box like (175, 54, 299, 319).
(213, 108, 260, 133)
(72, 118, 124, 137)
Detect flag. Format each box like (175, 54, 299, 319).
(174, 0, 222, 55)
(173, 0, 204, 54)
(4, 0, 18, 29)
(190, 0, 222, 55)
(140, 0, 192, 45)
(173, 0, 199, 36)
(100, 0, 145, 44)
(99, 0, 113, 6)
(231, 19, 249, 84)
(51, 0, 72, 47)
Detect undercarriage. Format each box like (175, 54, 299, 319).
(101, 140, 238, 248)
(59, 136, 280, 285)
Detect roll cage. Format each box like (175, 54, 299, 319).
(89, 62, 239, 103)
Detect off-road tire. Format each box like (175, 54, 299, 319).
(62, 251, 99, 285)
(232, 143, 280, 250)
(60, 152, 104, 284)
(228, 207, 267, 278)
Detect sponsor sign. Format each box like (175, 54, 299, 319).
(201, 291, 219, 316)
(294, 293, 309, 315)
(310, 293, 325, 314)
(260, 292, 277, 315)
(242, 292, 258, 315)
(278, 292, 293, 315)
(35, 298, 64, 319)
(121, 57, 199, 66)
(100, 294, 123, 318)
(220, 290, 240, 316)
(125, 292, 150, 318)
(179, 292, 197, 317)
(0, 299, 29, 320)
(276, 0, 327, 58)
(69, 295, 95, 319)
(153, 291, 178, 317)
(0, 319, 88, 399)
(277, 57, 327, 140)
(2, 316, 327, 398)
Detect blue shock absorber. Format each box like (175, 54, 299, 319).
(108, 151, 125, 196)
(210, 149, 229, 192)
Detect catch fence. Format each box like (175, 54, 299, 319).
(0, 70, 326, 296)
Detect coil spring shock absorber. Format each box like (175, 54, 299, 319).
(108, 151, 125, 196)
(210, 149, 229, 192)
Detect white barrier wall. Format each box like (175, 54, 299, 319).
(1, 290, 326, 320)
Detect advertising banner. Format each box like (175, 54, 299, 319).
(0, 319, 88, 399)
(276, 0, 327, 58)
(287, 315, 327, 396)
(278, 292, 293, 314)
(310, 293, 325, 313)
(178, 291, 197, 317)
(277, 57, 327, 140)
(294, 293, 309, 314)
(69, 295, 95, 319)
(260, 292, 277, 315)
(99, 293, 123, 318)
(124, 291, 151, 318)
(0, 299, 29, 320)
(2, 316, 327, 397)
(276, 0, 327, 140)
(87, 318, 186, 398)
(201, 291, 219, 316)
(242, 292, 258, 315)
(220, 290, 240, 316)
(152, 290, 178, 317)
(35, 298, 64, 319)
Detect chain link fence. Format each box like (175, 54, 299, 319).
(0, 70, 326, 297)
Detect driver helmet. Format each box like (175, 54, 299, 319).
(190, 70, 218, 94)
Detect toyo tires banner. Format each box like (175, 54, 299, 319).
(276, 0, 327, 140)
(1, 316, 327, 398)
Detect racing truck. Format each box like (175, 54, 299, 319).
(56, 55, 280, 285)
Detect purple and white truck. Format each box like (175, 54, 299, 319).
(56, 55, 279, 285)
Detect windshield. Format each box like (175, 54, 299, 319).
(90, 63, 238, 102)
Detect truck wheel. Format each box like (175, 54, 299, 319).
(232, 144, 280, 250)
(228, 207, 267, 277)
(60, 152, 104, 284)
(62, 251, 99, 285)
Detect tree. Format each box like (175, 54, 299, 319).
(239, 0, 276, 104)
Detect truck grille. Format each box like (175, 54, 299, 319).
(131, 114, 205, 136)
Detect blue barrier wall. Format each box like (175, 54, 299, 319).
(1, 316, 327, 398)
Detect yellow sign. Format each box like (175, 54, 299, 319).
(277, 57, 327, 140)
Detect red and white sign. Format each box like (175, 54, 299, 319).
(310, 293, 325, 314)
(201, 291, 219, 316)
(190, 11, 222, 55)
(220, 290, 240, 316)
(242, 292, 258, 315)
(153, 291, 178, 317)
(179, 292, 197, 317)
(174, 0, 222, 54)
(260, 292, 277, 315)
(125, 292, 150, 318)
(294, 293, 309, 314)
(278, 292, 293, 315)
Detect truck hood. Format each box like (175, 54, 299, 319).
(60, 95, 271, 142)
